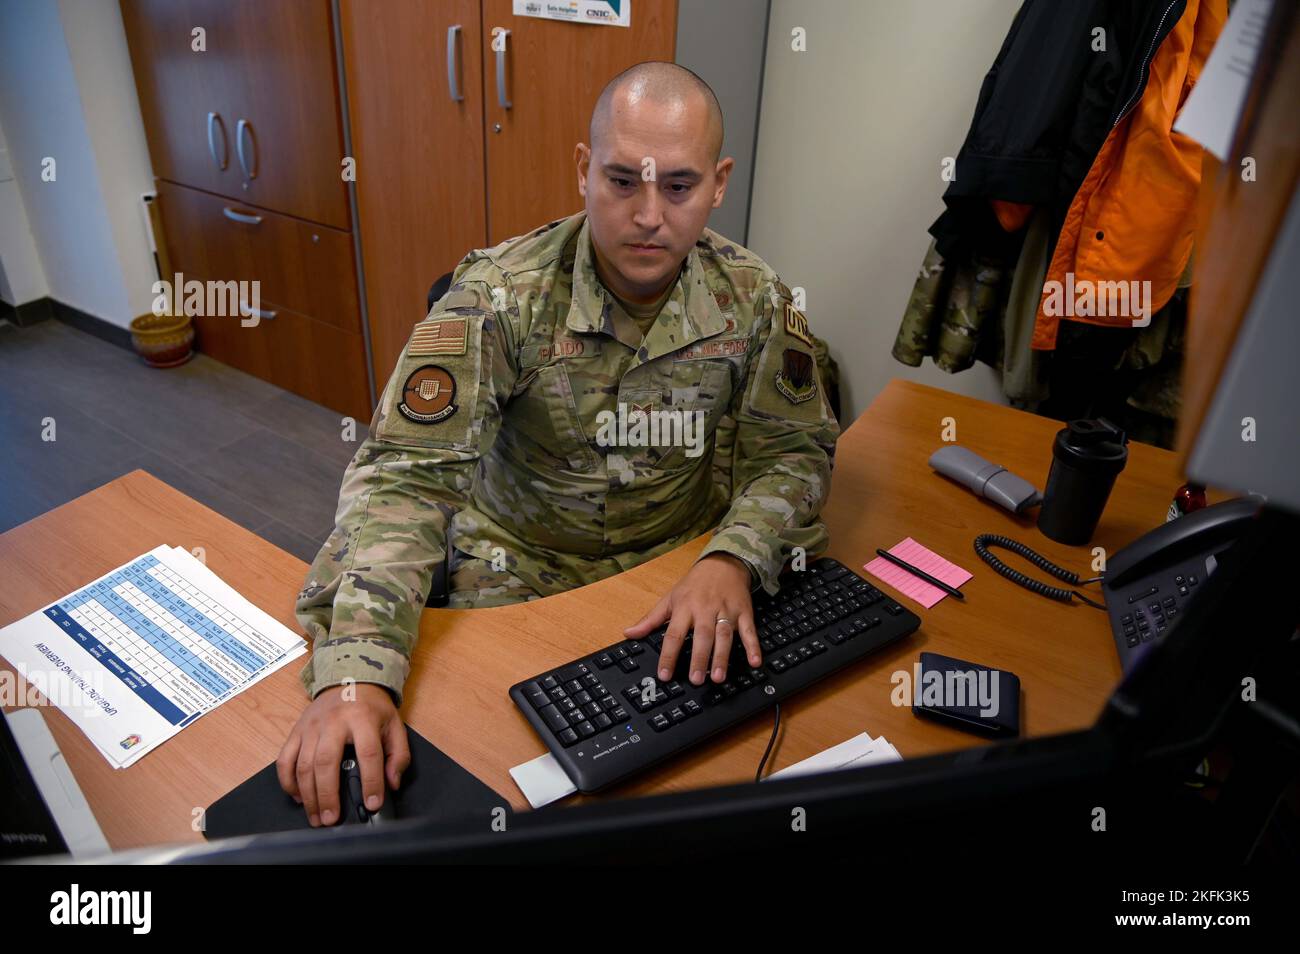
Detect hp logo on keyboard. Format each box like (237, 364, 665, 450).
(764, 685, 776, 696)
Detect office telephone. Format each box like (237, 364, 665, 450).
(1101, 496, 1260, 672)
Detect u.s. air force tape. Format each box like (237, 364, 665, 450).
(398, 364, 458, 424)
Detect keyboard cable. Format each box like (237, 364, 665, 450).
(755, 703, 782, 782)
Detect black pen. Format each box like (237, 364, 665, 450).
(875, 548, 966, 601)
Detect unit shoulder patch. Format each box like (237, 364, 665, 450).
(398, 364, 459, 424)
(774, 348, 817, 405)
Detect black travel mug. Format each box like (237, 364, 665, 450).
(1037, 418, 1129, 545)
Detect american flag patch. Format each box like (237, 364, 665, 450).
(409, 318, 468, 356)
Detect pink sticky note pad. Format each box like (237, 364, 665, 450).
(864, 538, 972, 609)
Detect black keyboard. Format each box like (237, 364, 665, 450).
(508, 557, 921, 793)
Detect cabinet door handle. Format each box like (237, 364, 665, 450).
(235, 118, 258, 179)
(495, 29, 512, 110)
(239, 299, 276, 321)
(207, 112, 228, 170)
(446, 25, 463, 102)
(222, 206, 263, 226)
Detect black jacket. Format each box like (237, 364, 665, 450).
(930, 0, 1188, 262)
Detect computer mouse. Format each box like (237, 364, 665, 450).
(338, 746, 398, 825)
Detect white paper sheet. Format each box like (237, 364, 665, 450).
(765, 732, 902, 781)
(1174, 0, 1273, 160)
(0, 545, 305, 768)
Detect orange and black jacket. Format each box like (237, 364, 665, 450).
(928, 0, 1226, 350)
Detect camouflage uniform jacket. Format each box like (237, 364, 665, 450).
(296, 211, 840, 703)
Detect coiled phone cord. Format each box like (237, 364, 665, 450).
(973, 534, 1106, 609)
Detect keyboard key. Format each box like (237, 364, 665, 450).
(540, 705, 568, 732)
(618, 657, 639, 673)
(583, 673, 600, 687)
(594, 652, 615, 669)
(557, 663, 590, 681)
(576, 721, 596, 738)
(611, 706, 629, 720)
(684, 700, 702, 717)
(626, 640, 646, 656)
(594, 713, 613, 729)
(558, 728, 579, 747)
(668, 706, 687, 724)
(651, 714, 671, 732)
(525, 683, 548, 709)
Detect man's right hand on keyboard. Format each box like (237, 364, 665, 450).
(625, 553, 763, 686)
(276, 683, 410, 827)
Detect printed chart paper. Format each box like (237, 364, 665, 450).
(0, 546, 305, 768)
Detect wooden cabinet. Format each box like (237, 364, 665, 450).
(339, 0, 488, 401)
(154, 180, 370, 418)
(121, 0, 367, 417)
(342, 0, 677, 390)
(122, 0, 350, 228)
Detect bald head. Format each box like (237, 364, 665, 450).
(589, 61, 724, 163)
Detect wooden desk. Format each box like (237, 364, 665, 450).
(0, 379, 1191, 851)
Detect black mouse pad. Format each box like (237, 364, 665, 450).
(204, 724, 509, 839)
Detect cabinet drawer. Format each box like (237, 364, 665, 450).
(191, 299, 371, 420)
(157, 179, 360, 334)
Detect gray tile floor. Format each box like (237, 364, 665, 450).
(0, 319, 363, 564)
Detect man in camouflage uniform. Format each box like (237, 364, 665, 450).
(278, 62, 839, 826)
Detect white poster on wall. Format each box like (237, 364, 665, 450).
(512, 0, 631, 28)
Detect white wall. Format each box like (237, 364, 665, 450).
(0, 118, 50, 306)
(0, 0, 156, 326)
(748, 0, 1021, 421)
(59, 0, 158, 323)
